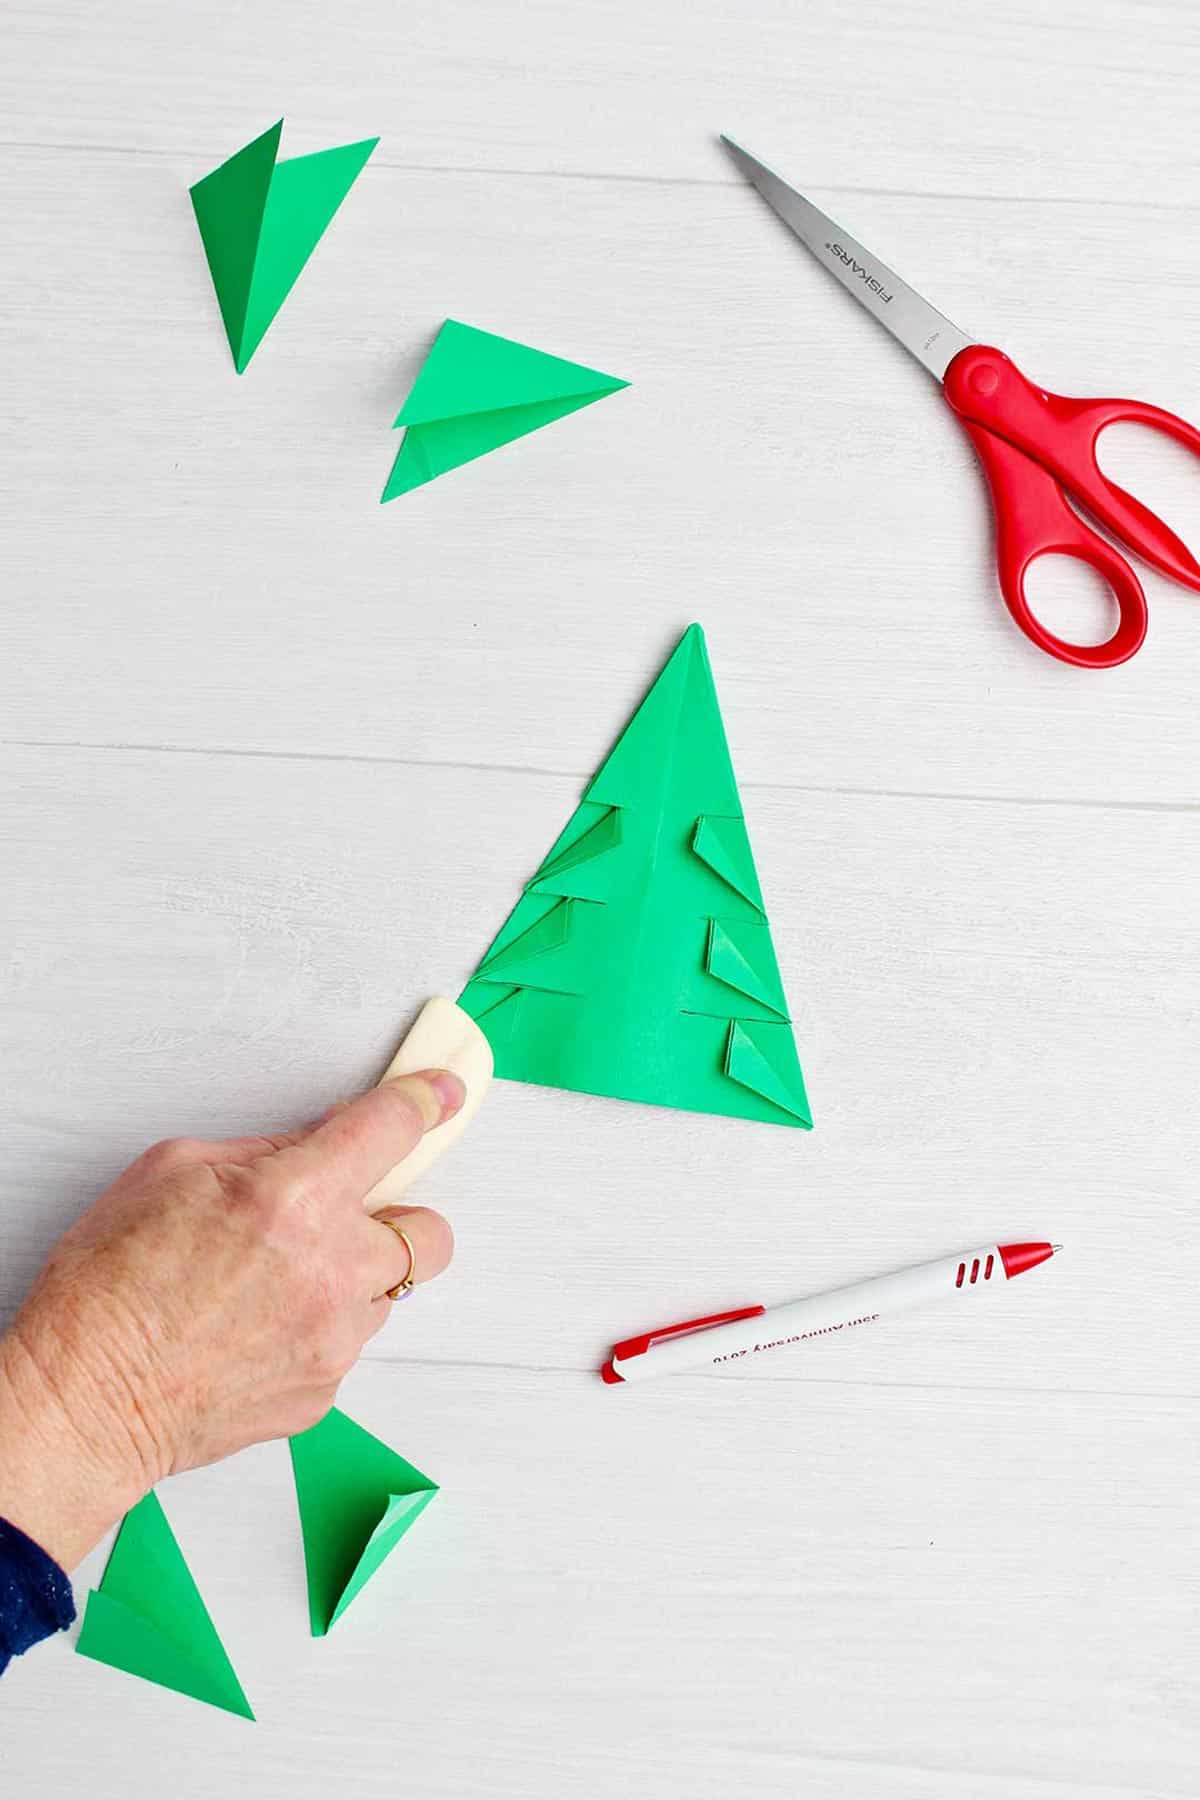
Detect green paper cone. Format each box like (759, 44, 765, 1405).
(459, 624, 812, 1127)
(76, 1492, 253, 1719)
(381, 320, 628, 499)
(289, 1409, 438, 1636)
(191, 119, 378, 373)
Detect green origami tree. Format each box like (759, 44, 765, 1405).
(191, 119, 378, 373)
(289, 1408, 439, 1636)
(75, 1491, 253, 1719)
(459, 624, 811, 1127)
(381, 320, 628, 500)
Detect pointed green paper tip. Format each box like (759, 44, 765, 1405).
(289, 1408, 438, 1636)
(191, 119, 378, 373)
(324, 1488, 438, 1634)
(380, 320, 629, 500)
(75, 1491, 254, 1719)
(726, 1019, 812, 1126)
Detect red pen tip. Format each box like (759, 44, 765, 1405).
(998, 1241, 1056, 1278)
(600, 1359, 623, 1384)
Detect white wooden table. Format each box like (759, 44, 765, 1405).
(3, 3, 1199, 1794)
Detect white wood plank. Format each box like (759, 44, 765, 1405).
(2, 0, 1199, 206)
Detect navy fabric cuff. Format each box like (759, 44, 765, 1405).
(0, 1517, 76, 1674)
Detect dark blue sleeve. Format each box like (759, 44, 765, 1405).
(0, 1517, 75, 1674)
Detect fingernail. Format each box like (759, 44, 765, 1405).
(425, 1068, 466, 1122)
(384, 1068, 466, 1128)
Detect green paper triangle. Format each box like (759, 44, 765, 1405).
(289, 1408, 438, 1637)
(725, 1020, 812, 1125)
(329, 1492, 433, 1632)
(397, 320, 628, 424)
(477, 895, 585, 988)
(189, 121, 280, 373)
(469, 985, 524, 1056)
(381, 322, 627, 500)
(75, 1492, 254, 1719)
(382, 396, 609, 499)
(584, 626, 742, 818)
(191, 120, 377, 372)
(533, 804, 623, 885)
(459, 625, 811, 1127)
(692, 814, 765, 913)
(705, 918, 788, 1019)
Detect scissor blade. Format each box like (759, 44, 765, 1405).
(721, 137, 972, 381)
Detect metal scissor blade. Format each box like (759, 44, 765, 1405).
(720, 137, 972, 381)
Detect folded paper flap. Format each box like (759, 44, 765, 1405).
(238, 135, 379, 371)
(396, 320, 628, 427)
(326, 1488, 438, 1634)
(365, 1488, 439, 1554)
(705, 918, 789, 1018)
(270, 134, 379, 178)
(290, 1410, 438, 1636)
(531, 805, 623, 886)
(469, 984, 519, 1022)
(389, 1480, 438, 1507)
(725, 1020, 812, 1126)
(98, 1491, 171, 1598)
(474, 895, 604, 997)
(77, 1589, 254, 1719)
(190, 119, 377, 374)
(460, 984, 524, 1055)
(291, 1408, 436, 1504)
(99, 1492, 214, 1624)
(76, 1492, 254, 1718)
(478, 896, 575, 978)
(190, 118, 282, 210)
(190, 122, 283, 357)
(382, 322, 628, 499)
(77, 1587, 195, 1678)
(534, 802, 617, 875)
(692, 814, 765, 913)
(383, 392, 610, 500)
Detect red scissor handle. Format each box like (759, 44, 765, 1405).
(954, 417, 1148, 668)
(944, 345, 1200, 668)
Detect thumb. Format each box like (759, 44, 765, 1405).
(273, 1069, 465, 1205)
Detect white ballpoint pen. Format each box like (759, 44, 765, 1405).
(601, 1242, 1060, 1385)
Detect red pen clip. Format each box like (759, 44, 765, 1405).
(601, 1304, 766, 1383)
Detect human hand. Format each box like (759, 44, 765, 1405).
(0, 1070, 463, 1571)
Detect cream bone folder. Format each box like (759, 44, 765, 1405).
(363, 997, 493, 1213)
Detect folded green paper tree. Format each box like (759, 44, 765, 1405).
(459, 624, 811, 1127)
(75, 1491, 253, 1719)
(289, 1408, 439, 1636)
(191, 119, 378, 373)
(382, 320, 628, 500)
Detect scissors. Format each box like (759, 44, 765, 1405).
(722, 137, 1200, 669)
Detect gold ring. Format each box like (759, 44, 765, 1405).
(377, 1218, 416, 1300)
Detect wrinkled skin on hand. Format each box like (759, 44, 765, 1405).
(0, 1070, 462, 1570)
